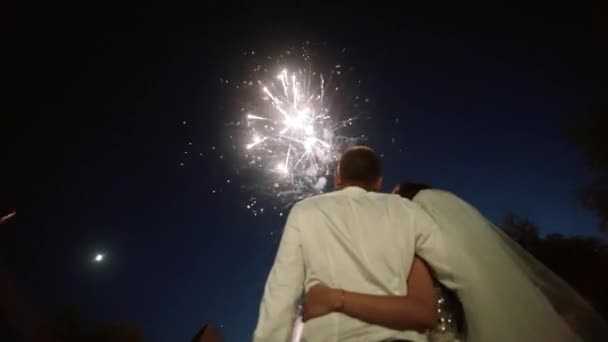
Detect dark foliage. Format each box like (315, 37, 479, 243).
(569, 104, 608, 231)
(502, 214, 608, 319)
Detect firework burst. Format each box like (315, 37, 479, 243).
(243, 66, 357, 200)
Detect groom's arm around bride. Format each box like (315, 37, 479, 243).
(253, 146, 452, 342)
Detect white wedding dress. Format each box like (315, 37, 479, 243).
(414, 189, 608, 342)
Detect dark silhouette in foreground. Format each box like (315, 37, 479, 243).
(502, 213, 608, 319)
(191, 323, 223, 342)
(27, 306, 143, 342)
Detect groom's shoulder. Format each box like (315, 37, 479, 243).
(291, 191, 337, 209)
(292, 188, 371, 210)
(294, 190, 417, 207)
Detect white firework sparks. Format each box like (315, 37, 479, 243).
(244, 67, 349, 198)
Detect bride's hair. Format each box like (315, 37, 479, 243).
(395, 181, 431, 200)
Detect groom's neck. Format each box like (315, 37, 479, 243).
(339, 183, 374, 191)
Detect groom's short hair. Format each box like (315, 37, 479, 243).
(338, 146, 382, 185)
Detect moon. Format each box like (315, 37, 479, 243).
(93, 253, 105, 263)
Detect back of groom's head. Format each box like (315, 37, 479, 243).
(336, 146, 382, 191)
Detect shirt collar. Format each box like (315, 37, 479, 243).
(341, 186, 369, 194)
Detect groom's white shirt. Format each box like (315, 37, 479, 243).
(253, 186, 450, 342)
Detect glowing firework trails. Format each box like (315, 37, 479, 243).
(244, 68, 343, 196)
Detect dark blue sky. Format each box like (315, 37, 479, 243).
(9, 4, 607, 341)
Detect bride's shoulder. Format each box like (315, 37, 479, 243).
(384, 193, 425, 211)
(415, 189, 456, 202)
(415, 190, 482, 219)
(413, 190, 463, 213)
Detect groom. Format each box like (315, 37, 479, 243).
(253, 146, 451, 342)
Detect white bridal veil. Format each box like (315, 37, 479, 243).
(415, 189, 608, 342)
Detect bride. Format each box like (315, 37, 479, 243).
(302, 182, 608, 341)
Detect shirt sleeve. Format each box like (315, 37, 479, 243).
(253, 204, 306, 342)
(413, 206, 456, 290)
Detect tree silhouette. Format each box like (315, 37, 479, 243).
(570, 104, 608, 232)
(501, 214, 608, 318)
(502, 213, 542, 252)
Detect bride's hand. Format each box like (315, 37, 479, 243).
(303, 284, 342, 322)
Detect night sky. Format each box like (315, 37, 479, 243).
(9, 3, 607, 341)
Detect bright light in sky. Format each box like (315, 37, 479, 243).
(232, 49, 365, 211)
(243, 68, 346, 198)
(94, 253, 104, 262)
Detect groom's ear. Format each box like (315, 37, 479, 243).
(334, 172, 342, 188)
(373, 177, 383, 192)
